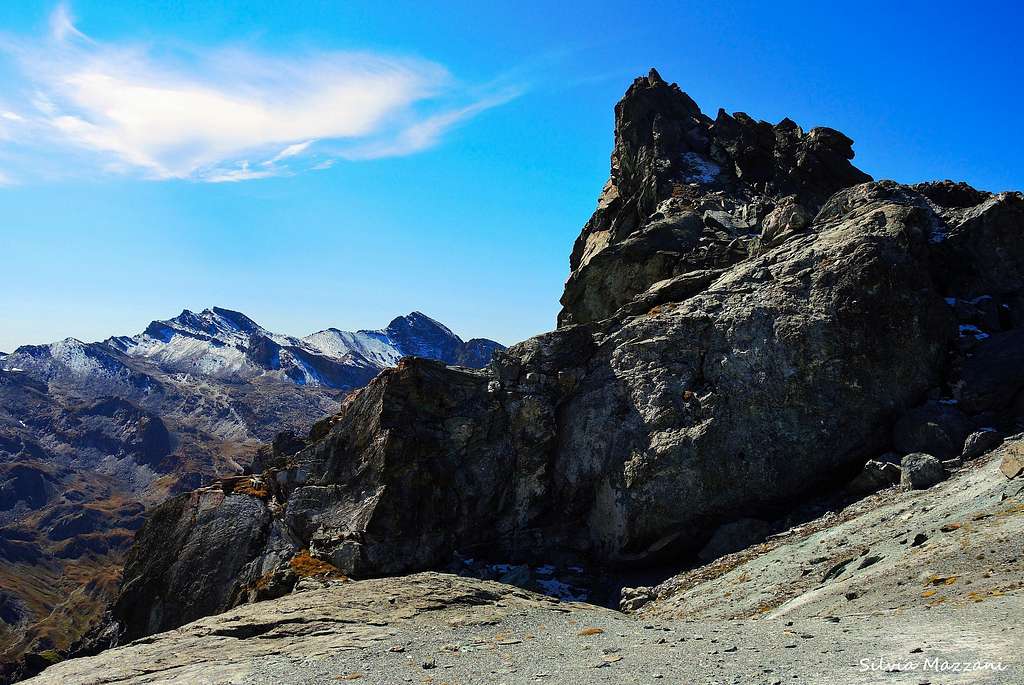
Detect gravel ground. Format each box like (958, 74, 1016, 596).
(638, 444, 1024, 623)
(21, 568, 1022, 685)
(241, 595, 1021, 685)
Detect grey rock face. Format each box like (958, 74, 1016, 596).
(114, 488, 275, 638)
(900, 452, 946, 490)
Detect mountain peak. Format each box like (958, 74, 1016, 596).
(387, 311, 454, 335)
(385, 312, 459, 355)
(152, 306, 266, 343)
(561, 68, 873, 325)
(207, 307, 262, 334)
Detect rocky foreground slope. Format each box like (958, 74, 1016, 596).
(0, 310, 501, 678)
(22, 443, 1023, 684)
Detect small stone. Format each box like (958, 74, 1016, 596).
(846, 459, 901, 495)
(620, 586, 655, 612)
(900, 453, 946, 489)
(1000, 451, 1024, 480)
(962, 430, 1002, 460)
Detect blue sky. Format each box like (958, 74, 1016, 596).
(0, 1, 1021, 352)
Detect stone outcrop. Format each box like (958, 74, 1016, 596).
(97, 70, 1024, 647)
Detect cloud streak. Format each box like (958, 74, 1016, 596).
(0, 5, 516, 183)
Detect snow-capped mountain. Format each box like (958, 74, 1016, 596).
(101, 307, 502, 388)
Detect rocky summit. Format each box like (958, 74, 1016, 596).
(18, 69, 1024, 683)
(0, 310, 502, 681)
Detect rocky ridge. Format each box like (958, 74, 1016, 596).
(96, 70, 1024, 659)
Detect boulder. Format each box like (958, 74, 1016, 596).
(113, 489, 276, 639)
(845, 459, 901, 496)
(620, 585, 656, 612)
(756, 196, 811, 251)
(927, 191, 1024, 298)
(962, 429, 1003, 460)
(1000, 443, 1024, 480)
(900, 453, 946, 490)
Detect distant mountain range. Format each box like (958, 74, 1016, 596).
(10, 307, 501, 390)
(0, 308, 503, 670)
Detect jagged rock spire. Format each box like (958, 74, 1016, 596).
(559, 68, 871, 326)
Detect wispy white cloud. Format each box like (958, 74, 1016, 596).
(342, 90, 521, 160)
(0, 169, 15, 186)
(0, 4, 518, 183)
(263, 140, 314, 166)
(48, 2, 89, 43)
(203, 160, 280, 183)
